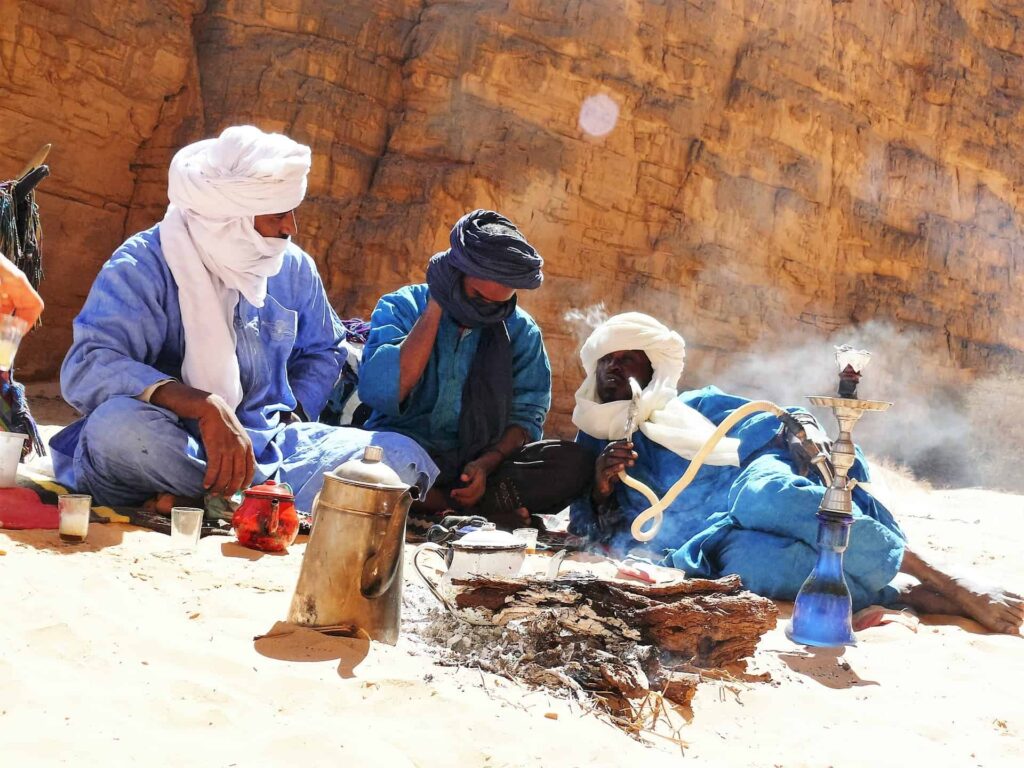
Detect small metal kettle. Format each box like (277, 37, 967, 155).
(231, 480, 299, 553)
(286, 445, 416, 644)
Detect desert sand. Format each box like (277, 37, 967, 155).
(1, 395, 1021, 767)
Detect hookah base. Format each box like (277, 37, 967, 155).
(785, 620, 856, 648)
(785, 589, 857, 648)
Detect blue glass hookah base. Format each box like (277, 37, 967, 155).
(786, 513, 857, 647)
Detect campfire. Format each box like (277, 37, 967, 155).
(410, 555, 778, 737)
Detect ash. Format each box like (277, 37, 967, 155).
(401, 575, 660, 708)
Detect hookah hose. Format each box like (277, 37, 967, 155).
(621, 400, 812, 542)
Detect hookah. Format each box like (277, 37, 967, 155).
(619, 345, 889, 647)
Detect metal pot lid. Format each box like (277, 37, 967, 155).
(243, 479, 294, 499)
(329, 445, 408, 490)
(452, 527, 527, 552)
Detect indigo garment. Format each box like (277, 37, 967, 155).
(424, 210, 544, 469)
(359, 283, 551, 483)
(57, 398, 434, 511)
(51, 225, 438, 507)
(570, 386, 906, 610)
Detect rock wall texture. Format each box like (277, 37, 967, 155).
(4, 0, 1024, 471)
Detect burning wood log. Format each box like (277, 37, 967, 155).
(446, 573, 778, 711)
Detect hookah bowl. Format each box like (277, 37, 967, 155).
(786, 347, 890, 648)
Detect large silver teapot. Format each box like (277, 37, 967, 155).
(286, 445, 415, 644)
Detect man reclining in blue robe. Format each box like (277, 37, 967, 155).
(569, 312, 1023, 634)
(51, 126, 437, 513)
(359, 210, 592, 528)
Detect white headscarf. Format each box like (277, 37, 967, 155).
(159, 125, 312, 409)
(572, 312, 739, 466)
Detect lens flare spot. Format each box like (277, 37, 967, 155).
(578, 94, 619, 137)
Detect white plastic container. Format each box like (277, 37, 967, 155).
(0, 431, 27, 487)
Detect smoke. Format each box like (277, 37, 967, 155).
(563, 302, 609, 342)
(702, 320, 1024, 490)
(559, 307, 1024, 490)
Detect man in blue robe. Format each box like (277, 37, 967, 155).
(569, 312, 1023, 634)
(359, 210, 592, 528)
(51, 126, 437, 513)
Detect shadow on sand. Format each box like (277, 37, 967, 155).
(255, 620, 370, 679)
(1, 518, 128, 552)
(776, 646, 880, 689)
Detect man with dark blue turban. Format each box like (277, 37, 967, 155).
(359, 210, 594, 527)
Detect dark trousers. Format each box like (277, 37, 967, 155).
(472, 439, 595, 521)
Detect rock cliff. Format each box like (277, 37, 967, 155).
(4, 0, 1024, 476)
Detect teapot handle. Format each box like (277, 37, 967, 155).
(412, 543, 456, 613)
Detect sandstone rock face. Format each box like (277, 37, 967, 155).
(4, 0, 1024, 478)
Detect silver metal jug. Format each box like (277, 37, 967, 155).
(286, 445, 416, 644)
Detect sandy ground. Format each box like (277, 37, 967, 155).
(1, 390, 1022, 767)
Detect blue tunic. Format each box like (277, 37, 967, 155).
(358, 284, 551, 462)
(51, 226, 438, 510)
(570, 386, 907, 609)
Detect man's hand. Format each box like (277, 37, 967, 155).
(151, 382, 256, 497)
(450, 459, 488, 507)
(197, 395, 256, 496)
(0, 252, 44, 326)
(593, 439, 637, 503)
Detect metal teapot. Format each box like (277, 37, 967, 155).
(286, 445, 416, 644)
(413, 526, 527, 613)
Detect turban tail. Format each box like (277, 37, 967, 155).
(426, 210, 543, 481)
(159, 125, 312, 409)
(572, 312, 740, 466)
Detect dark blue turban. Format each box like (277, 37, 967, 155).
(424, 210, 544, 483)
(426, 209, 543, 329)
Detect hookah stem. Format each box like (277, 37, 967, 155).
(623, 400, 805, 542)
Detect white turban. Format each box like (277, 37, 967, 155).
(159, 125, 312, 409)
(572, 312, 739, 466)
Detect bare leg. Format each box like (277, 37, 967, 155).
(901, 548, 1024, 634)
(142, 492, 202, 516)
(897, 582, 961, 616)
(411, 487, 452, 517)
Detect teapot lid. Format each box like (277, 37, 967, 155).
(243, 479, 294, 500)
(329, 446, 408, 490)
(452, 525, 527, 552)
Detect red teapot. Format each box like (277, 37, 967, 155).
(231, 480, 299, 553)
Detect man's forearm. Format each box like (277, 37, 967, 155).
(150, 381, 221, 420)
(398, 298, 442, 401)
(474, 425, 529, 474)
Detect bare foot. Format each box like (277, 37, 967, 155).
(943, 577, 1024, 635)
(899, 583, 960, 616)
(141, 493, 202, 516)
(900, 548, 1024, 635)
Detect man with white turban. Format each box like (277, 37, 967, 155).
(51, 126, 437, 513)
(569, 313, 1023, 635)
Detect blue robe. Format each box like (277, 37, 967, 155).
(51, 226, 438, 511)
(570, 386, 906, 609)
(358, 284, 551, 473)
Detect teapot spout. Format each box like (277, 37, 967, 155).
(360, 487, 416, 599)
